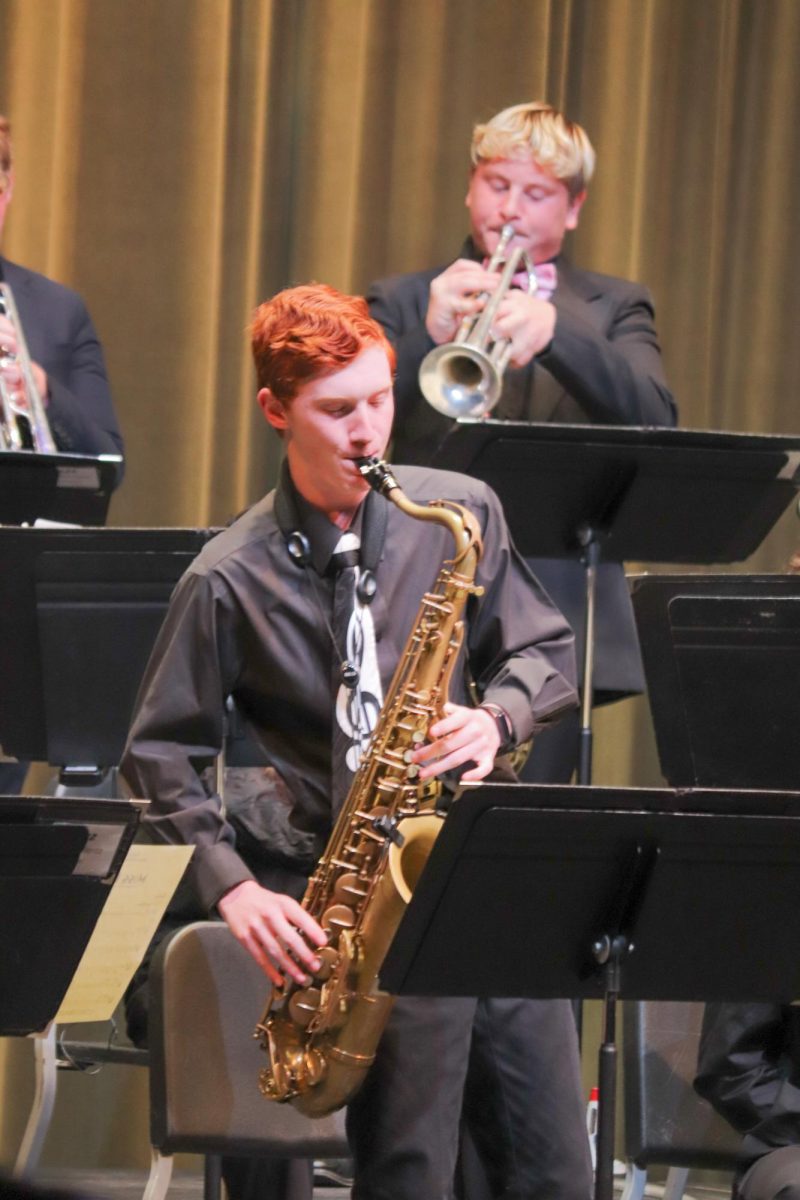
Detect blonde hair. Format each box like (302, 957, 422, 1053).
(0, 115, 11, 193)
(471, 102, 595, 199)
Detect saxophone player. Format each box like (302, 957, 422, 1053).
(121, 284, 587, 1200)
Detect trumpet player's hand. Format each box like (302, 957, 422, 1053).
(0, 313, 48, 402)
(492, 290, 557, 367)
(426, 259, 500, 345)
(412, 702, 501, 783)
(217, 878, 327, 989)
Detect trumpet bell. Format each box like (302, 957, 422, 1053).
(418, 342, 501, 419)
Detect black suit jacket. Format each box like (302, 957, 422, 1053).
(367, 245, 677, 699)
(1, 256, 123, 475)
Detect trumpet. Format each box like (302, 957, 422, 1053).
(0, 282, 56, 453)
(418, 223, 537, 419)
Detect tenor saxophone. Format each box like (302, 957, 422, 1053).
(256, 456, 484, 1117)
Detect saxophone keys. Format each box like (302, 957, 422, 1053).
(333, 872, 370, 904)
(313, 944, 340, 982)
(321, 903, 356, 937)
(289, 987, 322, 1028)
(302, 1048, 327, 1087)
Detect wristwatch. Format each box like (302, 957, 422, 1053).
(479, 702, 514, 755)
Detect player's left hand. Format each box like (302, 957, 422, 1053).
(412, 702, 501, 783)
(491, 291, 557, 367)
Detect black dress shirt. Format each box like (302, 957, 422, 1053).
(121, 463, 577, 911)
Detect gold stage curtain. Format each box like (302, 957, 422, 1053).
(2, 0, 799, 533)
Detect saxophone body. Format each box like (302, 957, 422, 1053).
(256, 457, 483, 1117)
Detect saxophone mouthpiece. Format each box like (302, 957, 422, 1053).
(356, 456, 398, 496)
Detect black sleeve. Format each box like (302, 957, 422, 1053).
(695, 1002, 800, 1157)
(464, 484, 578, 743)
(120, 569, 253, 911)
(538, 282, 677, 426)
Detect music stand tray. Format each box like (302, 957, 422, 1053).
(0, 795, 144, 1035)
(431, 421, 800, 562)
(630, 572, 800, 791)
(381, 783, 800, 1002)
(380, 782, 800, 1200)
(0, 526, 218, 768)
(0, 450, 122, 525)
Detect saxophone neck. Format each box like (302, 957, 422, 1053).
(357, 456, 483, 570)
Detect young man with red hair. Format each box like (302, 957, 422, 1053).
(122, 283, 584, 1199)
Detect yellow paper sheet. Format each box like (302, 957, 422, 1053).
(55, 843, 193, 1024)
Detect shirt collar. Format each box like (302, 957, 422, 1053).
(275, 457, 364, 577)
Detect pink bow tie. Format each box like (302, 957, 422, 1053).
(514, 261, 558, 299)
(483, 258, 558, 300)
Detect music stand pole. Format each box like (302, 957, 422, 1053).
(577, 526, 602, 785)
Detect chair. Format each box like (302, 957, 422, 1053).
(144, 921, 349, 1200)
(621, 1000, 743, 1200)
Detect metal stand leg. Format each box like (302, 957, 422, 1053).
(663, 1165, 690, 1200)
(577, 530, 601, 786)
(619, 1162, 646, 1200)
(204, 1153, 223, 1200)
(143, 1147, 174, 1200)
(14, 1026, 57, 1176)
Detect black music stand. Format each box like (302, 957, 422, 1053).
(0, 449, 122, 525)
(432, 422, 800, 781)
(0, 794, 144, 1035)
(379, 782, 800, 1200)
(630, 572, 800, 791)
(0, 526, 217, 775)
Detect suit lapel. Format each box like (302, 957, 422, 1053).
(524, 258, 606, 423)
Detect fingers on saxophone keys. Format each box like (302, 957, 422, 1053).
(257, 934, 312, 988)
(275, 929, 324, 983)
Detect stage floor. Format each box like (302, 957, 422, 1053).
(15, 1167, 735, 1200)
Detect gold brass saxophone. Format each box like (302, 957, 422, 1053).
(256, 456, 484, 1117)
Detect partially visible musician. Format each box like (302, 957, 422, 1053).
(0, 114, 124, 795)
(695, 1004, 800, 1198)
(121, 283, 588, 1200)
(693, 551, 800, 1200)
(0, 114, 122, 463)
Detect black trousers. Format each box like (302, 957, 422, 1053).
(348, 995, 591, 1200)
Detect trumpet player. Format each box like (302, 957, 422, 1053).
(370, 99, 676, 779)
(0, 114, 122, 465)
(369, 100, 677, 1199)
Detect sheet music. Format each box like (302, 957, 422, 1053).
(55, 843, 193, 1023)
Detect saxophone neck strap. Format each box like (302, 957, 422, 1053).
(275, 457, 388, 588)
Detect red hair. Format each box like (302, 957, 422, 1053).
(251, 283, 395, 400)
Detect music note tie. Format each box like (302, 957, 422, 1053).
(329, 534, 383, 816)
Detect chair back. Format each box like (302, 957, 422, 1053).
(148, 921, 349, 1159)
(623, 1000, 742, 1171)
